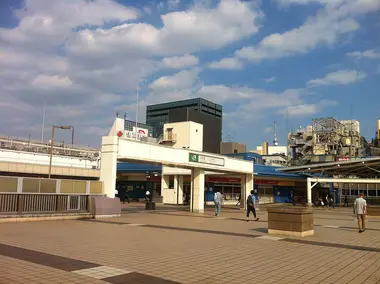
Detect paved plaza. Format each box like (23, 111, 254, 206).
(1, 205, 380, 284)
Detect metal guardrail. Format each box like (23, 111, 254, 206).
(0, 194, 91, 215)
(0, 136, 100, 161)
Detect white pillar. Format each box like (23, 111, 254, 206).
(307, 177, 312, 205)
(100, 136, 118, 198)
(161, 175, 171, 203)
(190, 168, 205, 213)
(177, 175, 184, 205)
(17, 177, 23, 193)
(241, 174, 253, 210)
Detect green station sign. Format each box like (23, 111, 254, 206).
(188, 153, 224, 166)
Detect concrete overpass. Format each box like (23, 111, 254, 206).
(100, 119, 254, 213)
(0, 138, 100, 179)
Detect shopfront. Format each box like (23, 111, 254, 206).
(205, 176, 298, 205)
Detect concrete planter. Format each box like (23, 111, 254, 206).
(367, 206, 380, 217)
(267, 207, 314, 237)
(91, 196, 121, 218)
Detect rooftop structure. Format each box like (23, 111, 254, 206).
(146, 98, 222, 139)
(288, 117, 363, 166)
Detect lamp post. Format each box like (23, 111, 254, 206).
(48, 125, 74, 178)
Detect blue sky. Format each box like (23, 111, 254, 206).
(0, 0, 379, 149)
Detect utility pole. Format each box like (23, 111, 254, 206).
(273, 121, 279, 146)
(41, 103, 46, 143)
(135, 85, 139, 140)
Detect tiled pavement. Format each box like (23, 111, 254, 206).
(1, 205, 380, 283)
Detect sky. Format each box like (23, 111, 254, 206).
(0, 0, 379, 150)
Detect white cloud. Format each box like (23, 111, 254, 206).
(279, 104, 318, 116)
(236, 0, 380, 62)
(347, 49, 380, 59)
(149, 68, 200, 90)
(208, 57, 243, 70)
(162, 54, 199, 69)
(0, 0, 138, 48)
(307, 69, 366, 86)
(197, 85, 305, 106)
(67, 0, 261, 57)
(275, 0, 344, 6)
(264, 77, 276, 83)
(278, 99, 338, 116)
(236, 17, 359, 61)
(31, 75, 73, 88)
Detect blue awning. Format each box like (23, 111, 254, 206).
(117, 162, 305, 180)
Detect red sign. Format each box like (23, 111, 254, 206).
(117, 131, 123, 137)
(205, 177, 282, 185)
(207, 177, 241, 183)
(255, 179, 278, 185)
(138, 129, 146, 134)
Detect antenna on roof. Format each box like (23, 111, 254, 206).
(273, 121, 279, 146)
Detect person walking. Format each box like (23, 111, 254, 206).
(125, 191, 130, 204)
(236, 195, 241, 206)
(145, 190, 151, 202)
(214, 190, 223, 216)
(354, 193, 367, 233)
(344, 196, 349, 207)
(324, 194, 330, 209)
(329, 195, 335, 209)
(246, 190, 259, 222)
(119, 189, 126, 204)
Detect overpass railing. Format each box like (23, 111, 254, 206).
(0, 176, 104, 216)
(0, 136, 100, 161)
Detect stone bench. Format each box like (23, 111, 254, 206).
(367, 206, 380, 217)
(267, 207, 314, 237)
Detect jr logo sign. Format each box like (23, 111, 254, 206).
(189, 153, 199, 162)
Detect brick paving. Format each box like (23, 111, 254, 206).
(0, 205, 380, 283)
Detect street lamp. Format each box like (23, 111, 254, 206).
(48, 125, 74, 178)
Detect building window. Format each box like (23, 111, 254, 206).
(169, 176, 174, 189)
(234, 149, 238, 153)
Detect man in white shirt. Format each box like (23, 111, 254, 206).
(354, 193, 367, 233)
(214, 191, 223, 216)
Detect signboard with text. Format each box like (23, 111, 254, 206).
(189, 153, 225, 166)
(132, 127, 148, 137)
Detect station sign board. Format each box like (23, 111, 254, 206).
(189, 153, 225, 166)
(117, 127, 149, 141)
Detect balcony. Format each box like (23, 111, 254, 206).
(158, 132, 177, 145)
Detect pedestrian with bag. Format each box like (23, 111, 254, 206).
(246, 190, 259, 222)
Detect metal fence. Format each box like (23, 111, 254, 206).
(0, 176, 104, 216)
(0, 194, 90, 215)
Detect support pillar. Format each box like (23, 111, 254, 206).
(161, 175, 171, 204)
(100, 136, 118, 198)
(241, 174, 253, 210)
(190, 168, 205, 213)
(176, 175, 184, 205)
(307, 177, 312, 205)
